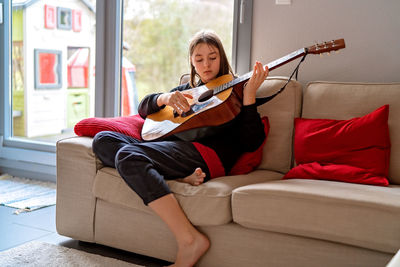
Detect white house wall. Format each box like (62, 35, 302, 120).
(23, 0, 95, 137)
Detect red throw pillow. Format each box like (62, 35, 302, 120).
(283, 105, 391, 186)
(74, 114, 144, 140)
(229, 117, 270, 175)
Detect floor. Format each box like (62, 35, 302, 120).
(0, 205, 171, 267)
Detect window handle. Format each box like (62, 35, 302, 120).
(0, 3, 3, 24)
(240, 0, 245, 24)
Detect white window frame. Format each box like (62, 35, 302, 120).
(95, 0, 123, 117)
(0, 0, 252, 181)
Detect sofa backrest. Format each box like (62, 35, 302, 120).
(302, 81, 400, 185)
(256, 77, 302, 173)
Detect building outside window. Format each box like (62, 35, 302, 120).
(11, 0, 96, 143)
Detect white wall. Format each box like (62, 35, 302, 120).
(251, 0, 400, 84)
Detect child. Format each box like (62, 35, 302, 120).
(93, 29, 268, 267)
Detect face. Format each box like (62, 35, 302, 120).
(191, 43, 221, 83)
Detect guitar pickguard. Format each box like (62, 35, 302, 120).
(191, 98, 215, 113)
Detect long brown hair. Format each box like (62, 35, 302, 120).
(188, 30, 234, 87)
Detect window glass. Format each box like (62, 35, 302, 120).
(11, 0, 96, 143)
(121, 0, 234, 115)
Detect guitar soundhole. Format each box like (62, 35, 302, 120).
(198, 90, 213, 102)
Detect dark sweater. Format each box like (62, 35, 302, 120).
(138, 83, 266, 173)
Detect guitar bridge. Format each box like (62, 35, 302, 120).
(173, 108, 194, 118)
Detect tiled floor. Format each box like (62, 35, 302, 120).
(0, 205, 170, 266)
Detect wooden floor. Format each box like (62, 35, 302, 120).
(0, 205, 170, 266)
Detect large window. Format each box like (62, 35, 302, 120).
(0, 0, 252, 181)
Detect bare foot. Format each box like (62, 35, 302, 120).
(169, 230, 210, 267)
(177, 168, 206, 186)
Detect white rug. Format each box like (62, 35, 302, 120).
(0, 241, 143, 267)
(0, 174, 56, 214)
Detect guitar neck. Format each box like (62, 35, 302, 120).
(213, 47, 307, 95)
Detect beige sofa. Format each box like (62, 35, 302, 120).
(56, 78, 400, 267)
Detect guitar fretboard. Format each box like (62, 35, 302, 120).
(212, 48, 306, 96)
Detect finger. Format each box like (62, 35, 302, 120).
(174, 104, 183, 115)
(171, 99, 183, 114)
(256, 63, 267, 79)
(183, 93, 193, 99)
(255, 62, 264, 77)
(177, 97, 190, 112)
(168, 92, 179, 106)
(177, 104, 188, 114)
(259, 63, 266, 76)
(175, 91, 190, 108)
(252, 63, 260, 79)
(170, 92, 188, 113)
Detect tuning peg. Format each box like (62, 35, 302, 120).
(314, 41, 320, 50)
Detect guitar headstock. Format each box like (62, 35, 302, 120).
(307, 39, 345, 54)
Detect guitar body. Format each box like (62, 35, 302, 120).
(141, 74, 244, 141)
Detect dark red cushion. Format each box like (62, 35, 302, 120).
(283, 105, 391, 186)
(229, 117, 270, 175)
(74, 114, 144, 140)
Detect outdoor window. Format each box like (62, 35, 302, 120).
(34, 49, 62, 89)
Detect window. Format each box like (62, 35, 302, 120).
(34, 49, 62, 89)
(0, 0, 252, 181)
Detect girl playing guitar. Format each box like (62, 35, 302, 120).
(92, 30, 268, 267)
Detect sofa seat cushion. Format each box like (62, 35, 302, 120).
(93, 167, 283, 226)
(232, 179, 400, 253)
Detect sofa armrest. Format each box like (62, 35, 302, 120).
(56, 136, 101, 242)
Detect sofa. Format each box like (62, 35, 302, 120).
(56, 77, 400, 267)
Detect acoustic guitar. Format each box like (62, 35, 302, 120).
(141, 39, 346, 141)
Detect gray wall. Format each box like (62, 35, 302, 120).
(251, 0, 400, 84)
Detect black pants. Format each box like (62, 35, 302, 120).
(92, 131, 209, 205)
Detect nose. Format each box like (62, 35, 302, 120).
(203, 59, 210, 67)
